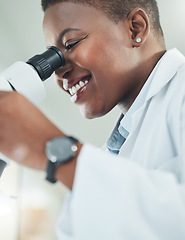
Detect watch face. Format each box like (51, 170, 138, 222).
(46, 136, 77, 163)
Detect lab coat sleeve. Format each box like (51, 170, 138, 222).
(56, 144, 185, 240)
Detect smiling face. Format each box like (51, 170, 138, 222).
(43, 2, 145, 119)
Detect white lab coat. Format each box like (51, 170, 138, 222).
(56, 49, 185, 239)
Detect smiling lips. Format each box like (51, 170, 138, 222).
(63, 75, 91, 102)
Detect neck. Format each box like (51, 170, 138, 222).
(118, 48, 166, 115)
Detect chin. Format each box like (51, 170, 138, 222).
(80, 109, 97, 119)
(79, 105, 108, 120)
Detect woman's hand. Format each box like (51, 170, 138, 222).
(0, 91, 63, 171)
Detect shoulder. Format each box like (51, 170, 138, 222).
(165, 61, 185, 127)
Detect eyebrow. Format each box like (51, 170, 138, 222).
(57, 28, 80, 44)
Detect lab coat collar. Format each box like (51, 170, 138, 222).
(106, 56, 156, 152)
(130, 48, 185, 134)
(146, 48, 185, 101)
(119, 59, 156, 134)
(120, 48, 185, 134)
(107, 49, 185, 152)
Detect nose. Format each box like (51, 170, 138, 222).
(55, 58, 73, 80)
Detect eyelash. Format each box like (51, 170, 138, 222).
(64, 35, 89, 52)
(65, 39, 81, 51)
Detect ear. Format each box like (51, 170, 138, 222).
(127, 8, 150, 47)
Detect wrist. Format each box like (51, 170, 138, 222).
(55, 141, 82, 189)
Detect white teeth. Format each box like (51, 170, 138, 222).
(71, 94, 77, 103)
(76, 84, 80, 91)
(72, 86, 77, 94)
(69, 88, 73, 95)
(68, 79, 90, 96)
(79, 81, 85, 87)
(63, 79, 68, 90)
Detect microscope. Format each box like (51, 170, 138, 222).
(0, 46, 65, 178)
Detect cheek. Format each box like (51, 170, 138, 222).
(73, 38, 113, 71)
(73, 44, 97, 69)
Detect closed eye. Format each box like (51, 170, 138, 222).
(65, 39, 81, 51)
(64, 34, 89, 52)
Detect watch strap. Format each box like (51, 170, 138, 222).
(46, 158, 57, 183)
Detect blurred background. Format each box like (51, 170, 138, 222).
(0, 0, 185, 239)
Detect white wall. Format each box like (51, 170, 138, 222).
(158, 0, 185, 53)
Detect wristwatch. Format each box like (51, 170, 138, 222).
(45, 136, 78, 183)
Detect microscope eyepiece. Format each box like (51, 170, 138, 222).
(26, 46, 65, 81)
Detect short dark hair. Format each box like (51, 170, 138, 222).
(41, 0, 163, 37)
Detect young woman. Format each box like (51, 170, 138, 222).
(0, 0, 185, 239)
